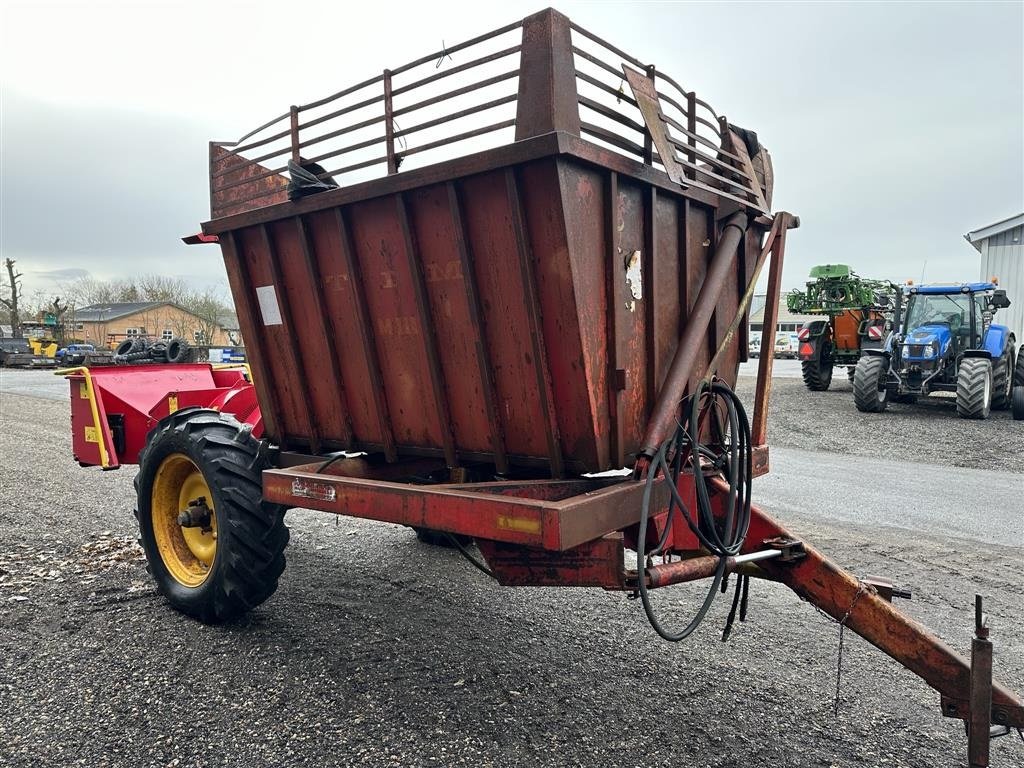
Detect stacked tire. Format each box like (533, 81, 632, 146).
(113, 336, 191, 364)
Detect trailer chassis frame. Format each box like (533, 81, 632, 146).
(259, 210, 1023, 745)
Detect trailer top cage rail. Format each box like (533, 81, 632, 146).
(208, 8, 768, 221)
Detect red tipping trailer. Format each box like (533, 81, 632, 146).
(63, 8, 1019, 763)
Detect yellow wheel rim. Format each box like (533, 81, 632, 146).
(151, 453, 218, 587)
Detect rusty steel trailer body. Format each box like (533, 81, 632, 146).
(63, 8, 1020, 764)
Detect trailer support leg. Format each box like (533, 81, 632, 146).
(718, 478, 1024, 733)
(969, 595, 993, 767)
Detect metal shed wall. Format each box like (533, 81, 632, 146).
(978, 223, 1024, 342)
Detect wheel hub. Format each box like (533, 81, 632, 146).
(151, 454, 218, 586)
(178, 496, 213, 531)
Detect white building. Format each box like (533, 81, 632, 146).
(965, 213, 1024, 342)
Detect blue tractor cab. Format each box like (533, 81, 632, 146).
(853, 281, 1015, 419)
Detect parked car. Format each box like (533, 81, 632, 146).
(56, 343, 97, 365)
(748, 336, 761, 358)
(774, 332, 797, 359)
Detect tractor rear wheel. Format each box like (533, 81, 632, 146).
(853, 356, 888, 412)
(135, 408, 289, 623)
(991, 341, 1015, 410)
(801, 344, 833, 391)
(1015, 350, 1024, 387)
(956, 358, 993, 420)
(1012, 386, 1024, 421)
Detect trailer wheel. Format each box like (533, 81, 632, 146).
(853, 356, 888, 412)
(956, 358, 992, 420)
(800, 343, 833, 391)
(134, 409, 288, 623)
(991, 341, 1015, 410)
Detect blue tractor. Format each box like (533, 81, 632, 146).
(853, 281, 1015, 419)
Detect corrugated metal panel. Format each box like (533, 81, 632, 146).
(980, 224, 1024, 342)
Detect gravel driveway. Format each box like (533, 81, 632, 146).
(736, 375, 1023, 474)
(1, 374, 1022, 768)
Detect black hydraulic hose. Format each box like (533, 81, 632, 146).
(445, 533, 497, 580)
(637, 379, 752, 642)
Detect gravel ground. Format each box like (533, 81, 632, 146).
(735, 374, 1024, 474)
(1, 379, 1022, 768)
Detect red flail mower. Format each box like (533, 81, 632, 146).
(61, 9, 1020, 763)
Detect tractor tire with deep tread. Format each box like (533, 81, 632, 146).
(166, 337, 190, 364)
(798, 354, 831, 391)
(1015, 350, 1024, 388)
(1012, 386, 1024, 420)
(991, 341, 1015, 411)
(956, 358, 993, 420)
(115, 339, 137, 357)
(853, 356, 889, 413)
(149, 342, 168, 361)
(134, 408, 288, 623)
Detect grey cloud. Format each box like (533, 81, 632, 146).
(1, 1, 1021, 299)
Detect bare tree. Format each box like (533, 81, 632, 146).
(51, 297, 70, 345)
(181, 287, 227, 345)
(136, 274, 189, 303)
(1, 258, 24, 334)
(61, 275, 119, 307)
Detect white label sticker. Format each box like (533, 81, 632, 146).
(256, 285, 283, 326)
(291, 478, 337, 502)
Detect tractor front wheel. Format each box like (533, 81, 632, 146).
(135, 409, 289, 623)
(991, 340, 1016, 410)
(853, 356, 888, 412)
(956, 358, 993, 420)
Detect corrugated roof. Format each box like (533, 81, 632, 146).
(964, 212, 1024, 251)
(73, 302, 170, 322)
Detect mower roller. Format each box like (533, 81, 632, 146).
(60, 9, 1021, 763)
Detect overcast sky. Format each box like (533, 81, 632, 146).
(1, 0, 1022, 303)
